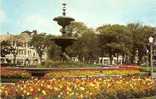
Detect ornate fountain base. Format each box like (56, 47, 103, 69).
(51, 37, 77, 61)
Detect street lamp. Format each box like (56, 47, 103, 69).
(149, 36, 154, 76)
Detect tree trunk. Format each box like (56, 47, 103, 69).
(137, 48, 145, 65)
(125, 54, 130, 64)
(13, 55, 16, 66)
(109, 53, 113, 65)
(117, 53, 119, 64)
(130, 49, 136, 64)
(122, 54, 125, 64)
(137, 54, 143, 65)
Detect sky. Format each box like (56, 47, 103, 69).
(0, 0, 156, 35)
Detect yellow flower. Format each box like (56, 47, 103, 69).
(35, 97, 39, 99)
(80, 87, 85, 91)
(58, 94, 61, 98)
(38, 88, 41, 91)
(23, 90, 27, 94)
(30, 88, 33, 92)
(89, 83, 95, 87)
(54, 87, 59, 91)
(42, 90, 47, 95)
(4, 91, 8, 96)
(70, 92, 74, 96)
(27, 92, 30, 95)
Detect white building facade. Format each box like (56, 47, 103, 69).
(0, 31, 47, 66)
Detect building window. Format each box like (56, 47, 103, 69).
(33, 53, 35, 56)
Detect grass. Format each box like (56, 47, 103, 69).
(135, 96, 156, 99)
(142, 66, 156, 72)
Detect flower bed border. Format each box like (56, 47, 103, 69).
(1, 77, 30, 83)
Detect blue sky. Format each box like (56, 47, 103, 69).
(0, 0, 156, 35)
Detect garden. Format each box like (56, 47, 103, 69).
(1, 1, 156, 99)
(0, 67, 32, 83)
(0, 65, 156, 99)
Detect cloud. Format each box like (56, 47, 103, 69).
(0, 0, 6, 24)
(18, 15, 61, 35)
(1, 0, 156, 34)
(0, 8, 7, 24)
(0, 7, 8, 33)
(68, 0, 156, 27)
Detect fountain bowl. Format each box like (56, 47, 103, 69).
(53, 16, 75, 27)
(51, 37, 77, 48)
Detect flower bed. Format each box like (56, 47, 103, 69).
(1, 77, 156, 99)
(44, 65, 141, 78)
(0, 67, 31, 79)
(44, 69, 140, 78)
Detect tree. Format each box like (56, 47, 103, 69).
(97, 24, 130, 64)
(65, 22, 89, 37)
(0, 40, 12, 57)
(65, 22, 99, 63)
(126, 23, 155, 65)
(29, 33, 49, 63)
(0, 40, 17, 65)
(68, 29, 99, 63)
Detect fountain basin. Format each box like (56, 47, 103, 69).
(51, 37, 77, 48)
(53, 16, 75, 27)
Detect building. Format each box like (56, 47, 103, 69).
(0, 31, 47, 66)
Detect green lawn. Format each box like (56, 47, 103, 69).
(136, 96, 156, 99)
(142, 66, 156, 72)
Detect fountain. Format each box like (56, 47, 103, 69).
(52, 3, 76, 61)
(1, 3, 78, 81)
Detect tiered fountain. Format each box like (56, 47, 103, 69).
(1, 3, 78, 80)
(52, 3, 76, 61)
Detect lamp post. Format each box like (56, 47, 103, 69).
(149, 36, 154, 76)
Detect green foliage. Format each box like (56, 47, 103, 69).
(30, 22, 155, 65)
(126, 23, 154, 64)
(142, 66, 156, 72)
(0, 40, 18, 65)
(97, 24, 132, 64)
(140, 96, 156, 99)
(96, 23, 155, 65)
(66, 22, 100, 62)
(0, 40, 13, 57)
(29, 33, 54, 63)
(65, 22, 89, 37)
